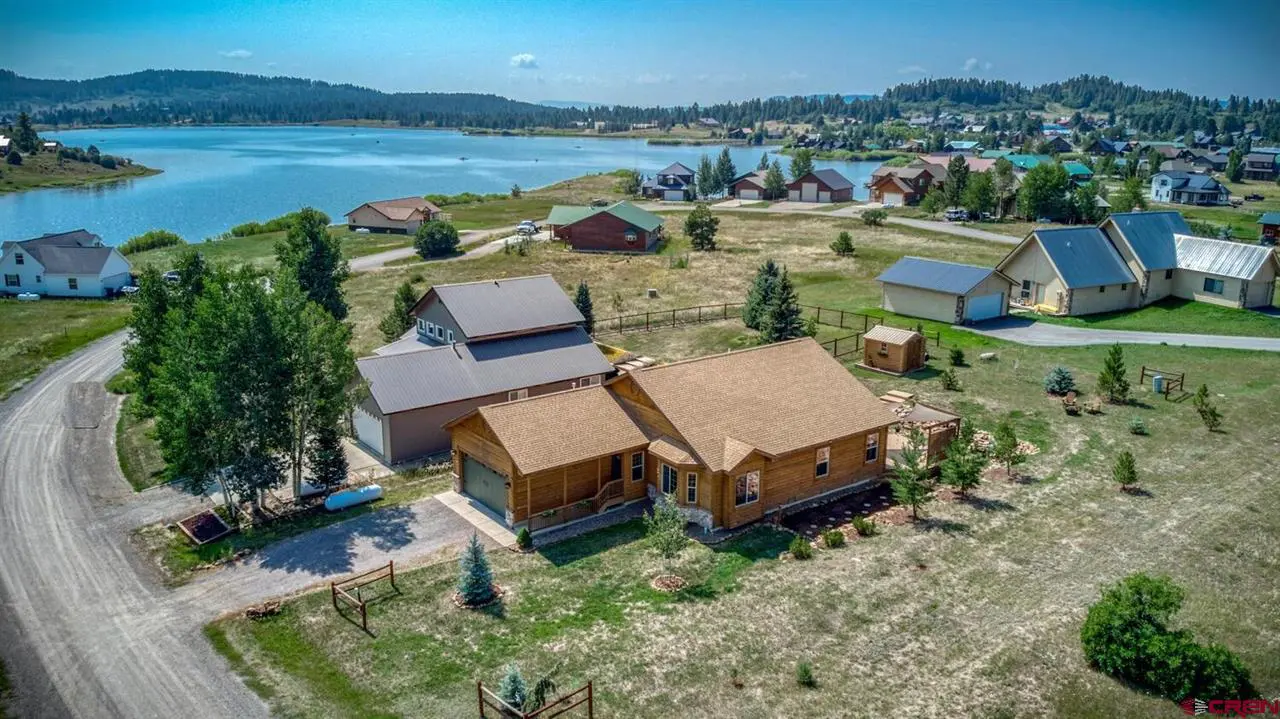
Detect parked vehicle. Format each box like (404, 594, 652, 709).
(119, 285, 141, 295)
(944, 208, 969, 222)
(1245, 193, 1264, 201)
(516, 220, 539, 235)
(162, 270, 180, 283)
(590, 198, 609, 207)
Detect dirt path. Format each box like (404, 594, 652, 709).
(349, 224, 536, 272)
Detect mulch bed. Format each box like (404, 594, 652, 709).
(651, 575, 687, 592)
(781, 484, 896, 539)
(453, 584, 506, 610)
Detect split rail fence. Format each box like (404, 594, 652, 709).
(330, 560, 397, 633)
(478, 680, 594, 718)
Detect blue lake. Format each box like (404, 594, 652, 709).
(0, 126, 880, 246)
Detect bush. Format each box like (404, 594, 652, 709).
(515, 526, 533, 551)
(795, 661, 816, 688)
(822, 529, 845, 548)
(948, 348, 966, 366)
(829, 231, 854, 256)
(1128, 417, 1148, 435)
(789, 535, 813, 560)
(6, 151, 22, 166)
(939, 368, 961, 391)
(119, 229, 183, 255)
(851, 516, 878, 537)
(229, 210, 330, 237)
(862, 208, 888, 226)
(1043, 366, 1076, 395)
(415, 220, 461, 258)
(98, 155, 117, 169)
(1192, 384, 1222, 431)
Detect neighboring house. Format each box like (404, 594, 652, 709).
(1243, 152, 1278, 181)
(1005, 154, 1054, 172)
(1040, 136, 1073, 154)
(353, 275, 613, 463)
(997, 211, 1279, 315)
(40, 141, 61, 152)
(918, 154, 996, 174)
(1041, 123, 1070, 136)
(1062, 161, 1094, 183)
(1150, 172, 1229, 206)
(868, 163, 945, 205)
(1084, 138, 1129, 155)
(980, 149, 1014, 160)
(877, 256, 1014, 324)
(1259, 212, 1280, 244)
(899, 138, 927, 152)
(345, 197, 442, 234)
(1159, 159, 1205, 175)
(727, 170, 773, 200)
(786, 169, 854, 203)
(0, 136, 9, 155)
(943, 140, 981, 154)
(1188, 150, 1228, 172)
(547, 201, 664, 253)
(0, 230, 132, 298)
(641, 162, 696, 201)
(446, 338, 898, 532)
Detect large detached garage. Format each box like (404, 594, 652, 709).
(877, 256, 1014, 325)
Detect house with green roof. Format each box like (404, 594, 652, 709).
(547, 201, 665, 253)
(1062, 161, 1094, 183)
(1006, 154, 1054, 171)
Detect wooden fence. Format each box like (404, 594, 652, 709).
(330, 561, 397, 633)
(594, 303, 743, 335)
(478, 681, 594, 718)
(1140, 365, 1186, 399)
(800, 304, 942, 347)
(819, 333, 864, 359)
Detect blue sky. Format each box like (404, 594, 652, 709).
(4, 0, 1278, 105)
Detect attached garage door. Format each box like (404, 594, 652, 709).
(353, 406, 384, 457)
(739, 188, 760, 200)
(788, 189, 800, 201)
(818, 191, 831, 203)
(663, 189, 685, 201)
(801, 183, 818, 202)
(881, 191, 904, 206)
(463, 455, 507, 517)
(965, 292, 1006, 322)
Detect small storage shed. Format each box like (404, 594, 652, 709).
(860, 325, 926, 375)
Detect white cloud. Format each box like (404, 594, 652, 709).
(983, 61, 994, 71)
(781, 70, 808, 81)
(634, 72, 673, 85)
(897, 65, 927, 75)
(962, 57, 979, 72)
(510, 53, 538, 69)
(218, 49, 253, 59)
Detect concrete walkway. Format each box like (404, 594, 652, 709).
(435, 490, 517, 546)
(960, 317, 1280, 352)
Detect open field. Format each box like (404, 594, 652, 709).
(0, 151, 160, 194)
(126, 227, 415, 270)
(440, 171, 629, 230)
(343, 212, 1011, 355)
(0, 298, 131, 399)
(209, 330, 1280, 717)
(1031, 297, 1280, 338)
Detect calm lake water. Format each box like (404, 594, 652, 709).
(0, 126, 880, 246)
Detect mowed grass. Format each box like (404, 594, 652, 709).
(209, 336, 1280, 718)
(1032, 296, 1280, 337)
(343, 213, 1010, 355)
(0, 298, 131, 398)
(114, 394, 167, 491)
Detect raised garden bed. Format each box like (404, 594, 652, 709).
(176, 509, 233, 545)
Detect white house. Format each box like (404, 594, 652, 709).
(1150, 171, 1229, 206)
(0, 230, 133, 298)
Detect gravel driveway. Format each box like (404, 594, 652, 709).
(960, 317, 1280, 351)
(0, 333, 481, 718)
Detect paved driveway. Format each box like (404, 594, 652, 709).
(960, 317, 1280, 352)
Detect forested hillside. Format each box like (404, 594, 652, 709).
(3, 69, 1277, 140)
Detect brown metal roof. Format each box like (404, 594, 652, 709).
(345, 196, 442, 221)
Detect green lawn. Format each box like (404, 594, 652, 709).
(127, 228, 415, 270)
(1031, 297, 1280, 338)
(0, 298, 131, 399)
(0, 151, 160, 194)
(112, 389, 168, 491)
(209, 337, 1280, 717)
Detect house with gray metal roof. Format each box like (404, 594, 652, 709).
(1150, 171, 1229, 205)
(353, 274, 613, 462)
(641, 162, 696, 201)
(997, 211, 1278, 315)
(786, 169, 854, 203)
(0, 229, 132, 298)
(876, 257, 1014, 324)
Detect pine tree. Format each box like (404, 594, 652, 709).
(1043, 366, 1076, 395)
(457, 532, 496, 606)
(696, 153, 718, 198)
(497, 663, 528, 710)
(764, 160, 786, 199)
(307, 423, 348, 491)
(992, 418, 1025, 479)
(574, 280, 594, 334)
(1192, 384, 1222, 431)
(743, 259, 780, 330)
(13, 112, 39, 153)
(715, 146, 737, 196)
(1097, 343, 1130, 404)
(757, 151, 770, 171)
(830, 230, 854, 256)
(1112, 450, 1137, 491)
(944, 155, 971, 207)
(1226, 148, 1244, 183)
(378, 281, 419, 341)
(939, 423, 985, 497)
(760, 268, 804, 343)
(683, 204, 719, 251)
(891, 428, 932, 519)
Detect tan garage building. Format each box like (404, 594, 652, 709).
(877, 256, 1013, 324)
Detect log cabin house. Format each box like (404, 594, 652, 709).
(447, 338, 898, 533)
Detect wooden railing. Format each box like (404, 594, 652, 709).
(479, 681, 595, 719)
(591, 479, 624, 513)
(330, 561, 397, 633)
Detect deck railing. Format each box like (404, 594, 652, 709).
(591, 479, 624, 513)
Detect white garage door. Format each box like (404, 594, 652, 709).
(788, 189, 800, 201)
(663, 189, 685, 201)
(966, 292, 1005, 322)
(818, 191, 831, 203)
(801, 183, 818, 202)
(353, 406, 384, 457)
(739, 188, 760, 200)
(881, 191, 904, 206)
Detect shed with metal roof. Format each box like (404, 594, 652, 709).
(877, 256, 1013, 324)
(860, 325, 927, 375)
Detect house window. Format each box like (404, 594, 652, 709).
(1121, 283, 1127, 291)
(878, 342, 889, 356)
(686, 473, 697, 504)
(14, 253, 23, 266)
(507, 388, 528, 401)
(1098, 286, 1106, 293)
(434, 324, 445, 340)
(661, 464, 678, 494)
(580, 375, 601, 387)
(815, 446, 830, 479)
(35, 275, 41, 283)
(1164, 269, 1174, 280)
(447, 329, 454, 343)
(624, 230, 638, 244)
(423, 321, 435, 336)
(865, 434, 879, 463)
(68, 278, 78, 290)
(1202, 277, 1225, 294)
(4, 274, 18, 287)
(417, 318, 425, 332)
(734, 470, 760, 507)
(631, 452, 644, 481)
(1020, 280, 1031, 299)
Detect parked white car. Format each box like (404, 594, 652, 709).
(517, 220, 539, 235)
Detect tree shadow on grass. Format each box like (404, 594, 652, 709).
(1120, 485, 1154, 498)
(537, 520, 646, 568)
(915, 517, 970, 535)
(962, 495, 1017, 512)
(677, 527, 792, 602)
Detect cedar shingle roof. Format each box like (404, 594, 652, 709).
(471, 386, 650, 475)
(628, 338, 897, 472)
